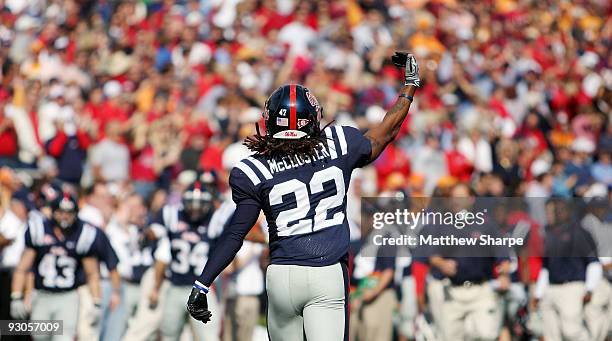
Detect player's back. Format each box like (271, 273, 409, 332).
(229, 125, 372, 266)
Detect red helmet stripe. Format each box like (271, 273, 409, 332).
(289, 84, 297, 130)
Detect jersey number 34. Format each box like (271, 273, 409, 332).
(270, 166, 345, 237)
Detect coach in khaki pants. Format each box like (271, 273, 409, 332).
(440, 280, 503, 340)
(428, 256, 510, 341)
(351, 246, 397, 341)
(122, 268, 169, 341)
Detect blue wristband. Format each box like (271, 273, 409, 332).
(193, 281, 209, 294)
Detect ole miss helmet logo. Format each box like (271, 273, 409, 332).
(297, 119, 310, 129)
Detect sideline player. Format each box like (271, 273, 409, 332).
(186, 52, 419, 340)
(10, 193, 103, 341)
(150, 179, 223, 341)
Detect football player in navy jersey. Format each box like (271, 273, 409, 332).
(187, 52, 419, 340)
(10, 193, 104, 341)
(150, 179, 223, 341)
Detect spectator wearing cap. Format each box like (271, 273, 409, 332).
(525, 159, 553, 227)
(96, 81, 129, 135)
(89, 120, 130, 183)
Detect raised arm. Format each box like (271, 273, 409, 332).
(365, 52, 420, 162)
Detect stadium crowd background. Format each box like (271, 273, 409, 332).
(0, 0, 610, 340)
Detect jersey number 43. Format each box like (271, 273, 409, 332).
(39, 254, 77, 289)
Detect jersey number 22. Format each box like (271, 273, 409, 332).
(270, 166, 345, 237)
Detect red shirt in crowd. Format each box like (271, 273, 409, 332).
(131, 145, 157, 182)
(0, 116, 17, 157)
(95, 101, 130, 135)
(199, 144, 223, 174)
(445, 149, 473, 182)
(373, 144, 411, 189)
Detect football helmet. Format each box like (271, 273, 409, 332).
(182, 179, 214, 223)
(50, 192, 78, 230)
(263, 84, 322, 139)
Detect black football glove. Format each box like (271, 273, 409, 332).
(391, 51, 420, 87)
(187, 287, 212, 323)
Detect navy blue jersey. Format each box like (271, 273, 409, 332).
(543, 224, 598, 283)
(75, 226, 119, 287)
(152, 205, 220, 286)
(230, 125, 371, 266)
(129, 238, 157, 283)
(420, 216, 510, 284)
(24, 213, 105, 292)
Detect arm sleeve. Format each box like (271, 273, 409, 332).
(46, 131, 68, 157)
(24, 227, 33, 248)
(149, 208, 169, 239)
(154, 237, 171, 263)
(107, 226, 132, 278)
(412, 260, 429, 297)
(197, 202, 261, 287)
(76, 130, 92, 150)
(585, 261, 603, 292)
(87, 230, 119, 271)
(534, 268, 549, 299)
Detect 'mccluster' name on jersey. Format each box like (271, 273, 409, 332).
(267, 147, 331, 174)
(230, 126, 372, 267)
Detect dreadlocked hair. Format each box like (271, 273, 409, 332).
(244, 122, 334, 158)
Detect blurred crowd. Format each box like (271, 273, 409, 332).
(0, 0, 611, 340)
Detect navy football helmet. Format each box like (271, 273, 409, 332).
(50, 192, 79, 230)
(263, 84, 323, 139)
(182, 179, 214, 223)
